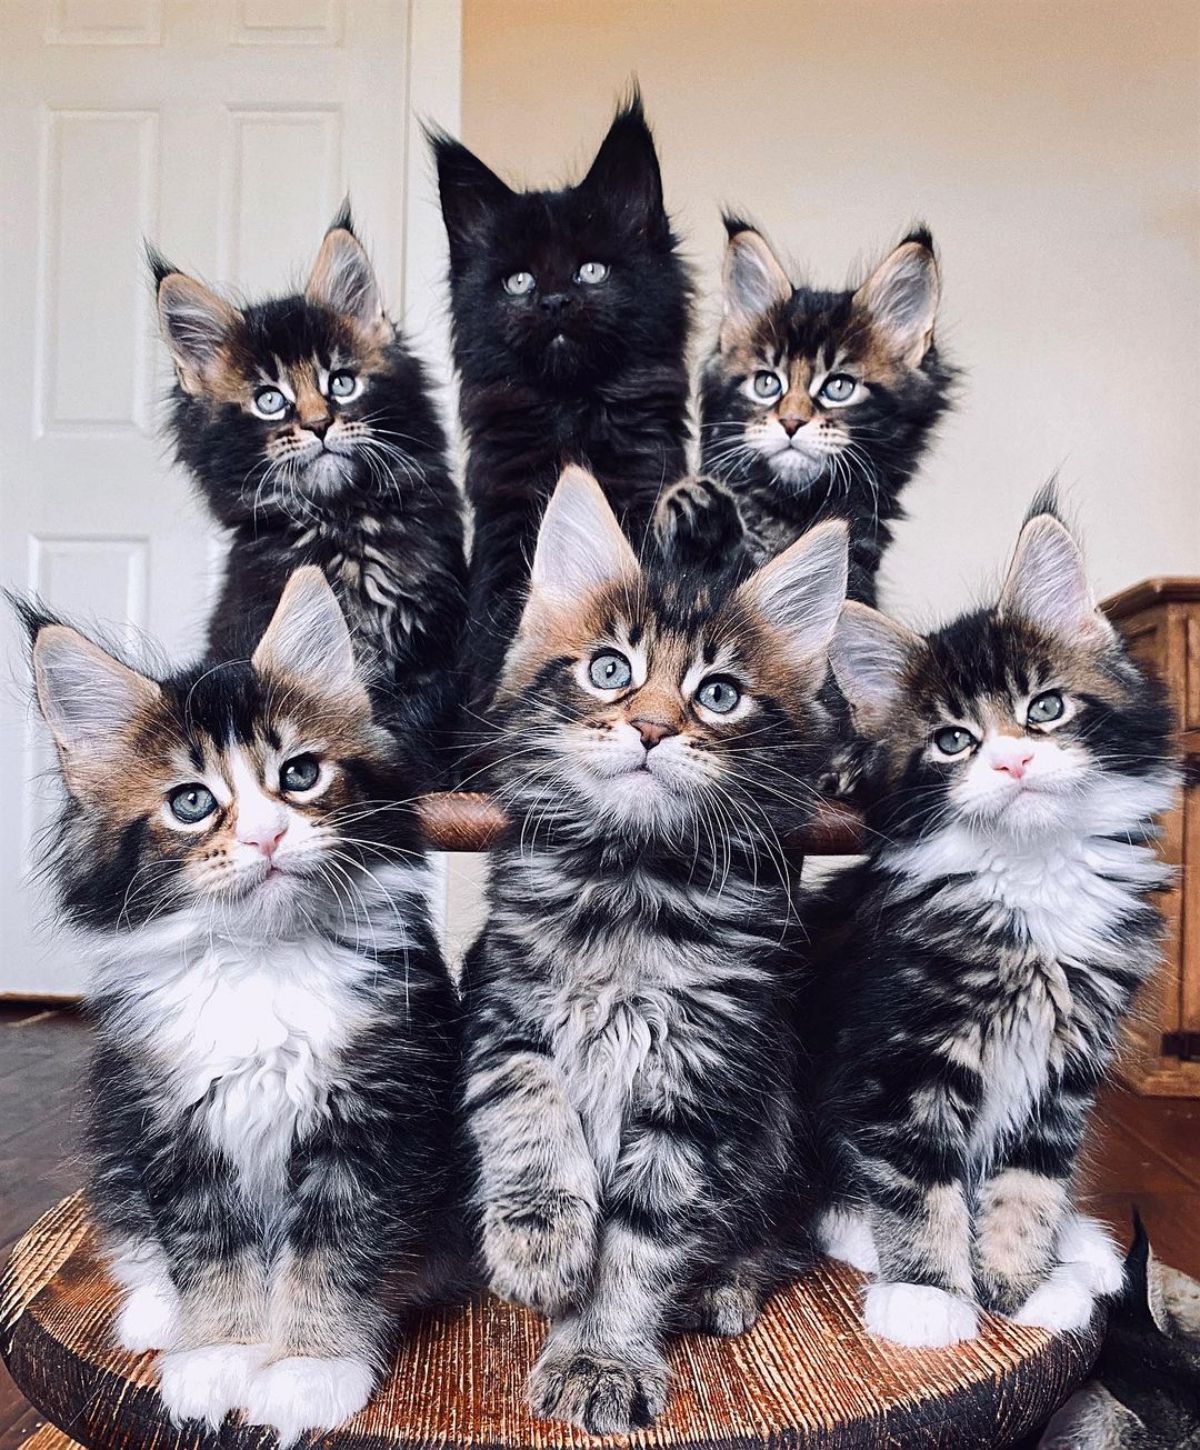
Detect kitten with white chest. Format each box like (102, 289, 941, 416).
(20, 569, 464, 1443)
(798, 496, 1179, 1348)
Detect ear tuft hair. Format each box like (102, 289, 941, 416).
(155, 271, 238, 390)
(579, 85, 667, 237)
(327, 196, 355, 238)
(305, 221, 385, 330)
(528, 466, 640, 605)
(737, 519, 849, 670)
(721, 226, 792, 346)
(252, 567, 364, 699)
(998, 502, 1112, 646)
(829, 601, 924, 734)
(144, 241, 177, 290)
(428, 126, 513, 265)
(854, 232, 941, 367)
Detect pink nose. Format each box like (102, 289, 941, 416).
(991, 746, 1034, 780)
(239, 825, 286, 858)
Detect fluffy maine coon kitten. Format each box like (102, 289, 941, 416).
(430, 93, 692, 715)
(673, 219, 954, 605)
(463, 466, 848, 1434)
(797, 499, 1178, 1350)
(151, 208, 466, 775)
(21, 569, 463, 1444)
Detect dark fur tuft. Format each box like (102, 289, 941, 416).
(143, 241, 177, 289)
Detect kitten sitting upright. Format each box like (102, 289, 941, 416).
(21, 569, 463, 1443)
(800, 496, 1178, 1348)
(464, 466, 848, 1434)
(668, 219, 954, 605)
(151, 207, 466, 778)
(429, 93, 692, 716)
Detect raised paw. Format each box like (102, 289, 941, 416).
(864, 1282, 980, 1348)
(652, 475, 744, 561)
(157, 1343, 267, 1428)
(682, 1279, 763, 1337)
(529, 1345, 669, 1435)
(483, 1191, 596, 1315)
(1014, 1263, 1097, 1334)
(243, 1355, 375, 1447)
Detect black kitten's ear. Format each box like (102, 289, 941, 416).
(998, 507, 1113, 646)
(738, 520, 849, 671)
(721, 222, 791, 349)
(305, 214, 386, 334)
(579, 89, 667, 236)
(428, 127, 513, 262)
(31, 624, 161, 791)
(153, 259, 237, 395)
(829, 601, 924, 733)
(854, 231, 940, 366)
(253, 567, 366, 704)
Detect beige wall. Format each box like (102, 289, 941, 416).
(462, 0, 1199, 622)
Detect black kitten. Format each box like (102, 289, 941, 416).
(673, 218, 954, 605)
(151, 207, 466, 777)
(429, 92, 692, 716)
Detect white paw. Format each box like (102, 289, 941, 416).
(1058, 1213, 1125, 1297)
(817, 1208, 879, 1274)
(243, 1355, 375, 1447)
(1014, 1263, 1097, 1333)
(158, 1343, 268, 1428)
(864, 1282, 980, 1348)
(115, 1281, 181, 1354)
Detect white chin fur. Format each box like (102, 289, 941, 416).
(158, 1343, 268, 1428)
(864, 1282, 980, 1348)
(243, 1354, 375, 1447)
(1014, 1262, 1099, 1333)
(817, 1208, 880, 1275)
(765, 448, 824, 487)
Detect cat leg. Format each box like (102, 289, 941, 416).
(109, 1237, 181, 1354)
(1056, 1212, 1125, 1299)
(817, 1206, 880, 1274)
(467, 1035, 599, 1315)
(679, 1248, 778, 1337)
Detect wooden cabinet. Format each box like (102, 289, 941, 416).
(1103, 579, 1200, 1096)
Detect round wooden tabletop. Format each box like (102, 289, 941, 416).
(2, 1195, 1100, 1450)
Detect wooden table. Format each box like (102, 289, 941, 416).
(2, 1196, 1101, 1450)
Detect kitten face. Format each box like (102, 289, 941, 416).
(28, 569, 407, 936)
(493, 467, 847, 834)
(432, 94, 688, 391)
(703, 224, 946, 493)
(832, 506, 1173, 844)
(153, 214, 429, 521)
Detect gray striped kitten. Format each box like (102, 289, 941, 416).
(464, 466, 848, 1434)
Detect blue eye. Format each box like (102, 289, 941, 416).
(503, 272, 535, 296)
(588, 651, 632, 690)
(253, 386, 287, 418)
(168, 783, 217, 824)
(819, 373, 857, 404)
(1028, 691, 1065, 725)
(933, 726, 977, 757)
(696, 676, 741, 714)
(280, 754, 321, 792)
(576, 262, 609, 285)
(328, 370, 357, 399)
(751, 370, 783, 401)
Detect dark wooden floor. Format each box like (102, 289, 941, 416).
(1, 1006, 1198, 1449)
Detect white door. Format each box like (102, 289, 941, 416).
(0, 0, 462, 996)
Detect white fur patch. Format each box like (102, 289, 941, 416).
(863, 1282, 979, 1348)
(817, 1208, 879, 1274)
(1014, 1261, 1097, 1333)
(243, 1354, 375, 1447)
(158, 1343, 267, 1428)
(1058, 1213, 1125, 1298)
(109, 1239, 180, 1354)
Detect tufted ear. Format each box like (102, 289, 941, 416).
(154, 267, 237, 395)
(853, 231, 940, 367)
(252, 567, 367, 705)
(305, 207, 386, 335)
(32, 624, 161, 792)
(720, 222, 791, 350)
(737, 520, 848, 671)
(998, 510, 1113, 646)
(527, 466, 639, 609)
(829, 601, 924, 734)
(578, 89, 667, 237)
(428, 127, 513, 269)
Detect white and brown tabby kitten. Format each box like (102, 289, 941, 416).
(21, 570, 463, 1443)
(798, 497, 1178, 1348)
(464, 467, 848, 1433)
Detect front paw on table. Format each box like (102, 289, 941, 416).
(529, 1346, 669, 1435)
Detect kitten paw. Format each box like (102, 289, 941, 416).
(157, 1343, 267, 1428)
(818, 1208, 880, 1275)
(864, 1282, 980, 1348)
(483, 1191, 596, 1315)
(1014, 1263, 1097, 1333)
(683, 1279, 763, 1337)
(115, 1281, 181, 1354)
(529, 1346, 669, 1435)
(1058, 1213, 1125, 1297)
(243, 1355, 375, 1447)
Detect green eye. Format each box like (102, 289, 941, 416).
(752, 370, 783, 401)
(576, 261, 609, 285)
(588, 651, 632, 690)
(328, 370, 357, 399)
(696, 676, 741, 714)
(253, 386, 288, 418)
(280, 754, 321, 792)
(503, 271, 535, 296)
(819, 373, 857, 404)
(1028, 690, 1065, 725)
(168, 783, 217, 824)
(933, 726, 977, 757)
